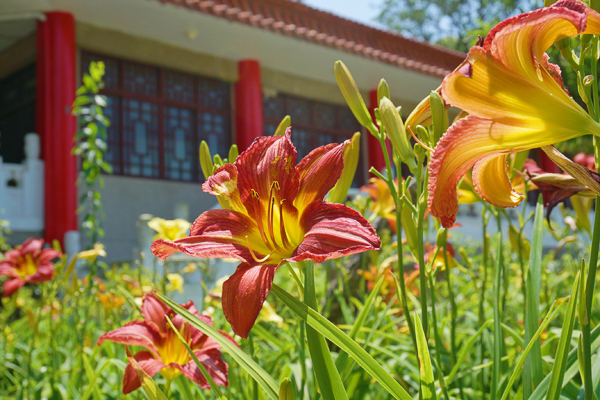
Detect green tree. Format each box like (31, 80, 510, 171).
(376, 0, 539, 52)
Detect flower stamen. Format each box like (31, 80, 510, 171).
(245, 236, 273, 263)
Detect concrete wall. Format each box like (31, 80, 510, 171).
(88, 175, 218, 262)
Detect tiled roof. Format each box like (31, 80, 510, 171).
(155, 0, 466, 78)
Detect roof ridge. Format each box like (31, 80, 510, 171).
(156, 0, 466, 77)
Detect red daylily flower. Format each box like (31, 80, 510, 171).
(152, 129, 380, 337)
(0, 238, 60, 297)
(98, 293, 231, 394)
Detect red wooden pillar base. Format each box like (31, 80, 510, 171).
(367, 89, 390, 174)
(36, 12, 78, 245)
(235, 60, 263, 152)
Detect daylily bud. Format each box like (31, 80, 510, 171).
(199, 140, 213, 179)
(279, 377, 295, 400)
(435, 228, 446, 249)
(274, 115, 291, 136)
(334, 61, 378, 136)
(213, 154, 224, 168)
(377, 79, 390, 105)
(379, 97, 417, 170)
(329, 132, 361, 204)
(429, 91, 448, 145)
(416, 125, 431, 147)
(401, 189, 418, 256)
(229, 144, 239, 163)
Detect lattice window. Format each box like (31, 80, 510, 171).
(263, 93, 364, 187)
(81, 52, 232, 182)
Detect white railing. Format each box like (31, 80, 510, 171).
(0, 133, 44, 231)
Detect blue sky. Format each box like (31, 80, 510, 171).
(302, 0, 385, 28)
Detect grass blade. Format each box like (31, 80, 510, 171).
(335, 275, 385, 373)
(523, 196, 545, 399)
(414, 311, 437, 400)
(302, 260, 348, 400)
(499, 297, 566, 400)
(546, 272, 581, 400)
(271, 283, 413, 400)
(155, 292, 279, 400)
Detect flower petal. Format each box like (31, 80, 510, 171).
(289, 202, 380, 263)
(442, 47, 596, 131)
(294, 141, 349, 213)
(235, 130, 298, 219)
(2, 278, 25, 297)
(472, 154, 524, 208)
(0, 263, 19, 278)
(26, 263, 55, 284)
(141, 293, 171, 334)
(175, 349, 229, 389)
(39, 248, 61, 263)
(222, 263, 277, 338)
(19, 238, 44, 256)
(202, 163, 248, 214)
(428, 113, 590, 227)
(97, 320, 161, 358)
(122, 351, 165, 394)
(151, 209, 268, 263)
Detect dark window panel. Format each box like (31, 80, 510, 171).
(197, 79, 230, 111)
(124, 62, 158, 96)
(103, 96, 122, 174)
(164, 71, 194, 104)
(164, 107, 196, 181)
(198, 111, 230, 161)
(122, 99, 160, 178)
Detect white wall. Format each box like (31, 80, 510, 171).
(86, 175, 218, 263)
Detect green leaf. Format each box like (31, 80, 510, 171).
(165, 315, 227, 400)
(546, 272, 581, 400)
(445, 320, 493, 385)
(335, 275, 385, 374)
(155, 292, 279, 399)
(271, 283, 412, 400)
(499, 297, 565, 400)
(523, 196, 545, 400)
(302, 260, 348, 400)
(414, 311, 437, 400)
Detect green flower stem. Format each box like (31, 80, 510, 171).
(491, 211, 504, 400)
(394, 162, 418, 355)
(582, 36, 600, 400)
(479, 210, 490, 391)
(443, 230, 463, 400)
(427, 269, 450, 400)
(415, 160, 429, 339)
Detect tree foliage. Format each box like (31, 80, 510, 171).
(376, 0, 538, 52)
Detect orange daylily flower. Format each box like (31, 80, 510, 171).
(152, 129, 380, 337)
(429, 0, 600, 227)
(361, 177, 398, 233)
(98, 293, 232, 394)
(0, 238, 60, 297)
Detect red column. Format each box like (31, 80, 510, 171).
(367, 89, 389, 174)
(36, 12, 78, 245)
(235, 60, 263, 151)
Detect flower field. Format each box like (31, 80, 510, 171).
(5, 1, 600, 399)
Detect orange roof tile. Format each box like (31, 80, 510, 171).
(156, 0, 466, 78)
